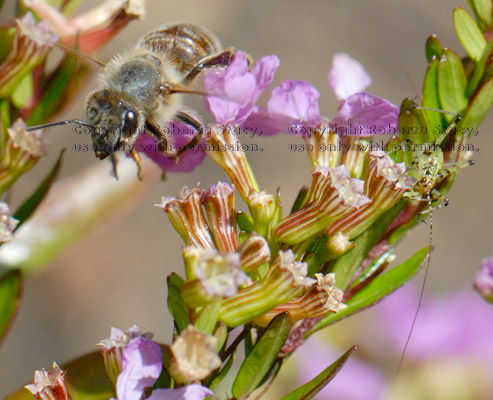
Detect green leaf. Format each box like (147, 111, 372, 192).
(0, 269, 22, 344)
(0, 28, 15, 62)
(454, 7, 487, 61)
(167, 273, 190, 332)
(398, 97, 428, 150)
(232, 312, 291, 398)
(11, 73, 33, 108)
(308, 247, 428, 336)
(213, 322, 228, 352)
(438, 49, 468, 114)
(280, 345, 358, 400)
(208, 353, 235, 390)
(153, 361, 171, 389)
(422, 58, 445, 140)
(291, 185, 309, 213)
(332, 202, 405, 290)
(467, 40, 493, 97)
(460, 77, 493, 136)
(14, 150, 65, 229)
(467, 0, 493, 26)
(425, 34, 444, 63)
(27, 53, 79, 126)
(195, 299, 221, 335)
(0, 99, 11, 156)
(5, 351, 113, 400)
(237, 211, 254, 233)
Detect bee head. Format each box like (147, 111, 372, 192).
(85, 89, 140, 160)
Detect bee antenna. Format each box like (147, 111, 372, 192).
(26, 119, 94, 132)
(54, 42, 106, 68)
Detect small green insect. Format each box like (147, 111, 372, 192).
(403, 108, 473, 212)
(395, 102, 474, 372)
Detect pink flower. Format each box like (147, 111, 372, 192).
(148, 385, 213, 400)
(379, 285, 493, 363)
(328, 53, 372, 100)
(296, 337, 387, 400)
(134, 121, 206, 172)
(244, 80, 322, 136)
(328, 53, 399, 136)
(116, 337, 162, 400)
(474, 257, 493, 302)
(332, 92, 399, 136)
(205, 51, 280, 125)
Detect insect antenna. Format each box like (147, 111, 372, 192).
(397, 192, 433, 374)
(53, 41, 107, 68)
(26, 119, 94, 132)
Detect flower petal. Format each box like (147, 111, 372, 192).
(328, 53, 372, 100)
(205, 52, 279, 125)
(134, 121, 206, 172)
(332, 92, 399, 136)
(116, 337, 162, 400)
(148, 385, 214, 400)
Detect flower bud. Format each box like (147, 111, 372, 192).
(274, 165, 370, 244)
(254, 273, 347, 326)
(219, 250, 315, 327)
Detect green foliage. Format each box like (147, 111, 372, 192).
(0, 269, 22, 345)
(280, 345, 358, 400)
(167, 273, 190, 332)
(13, 150, 65, 229)
(309, 248, 428, 336)
(232, 313, 291, 398)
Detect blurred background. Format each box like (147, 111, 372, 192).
(0, 0, 492, 398)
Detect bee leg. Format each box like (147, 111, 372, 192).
(145, 122, 178, 160)
(182, 49, 236, 84)
(176, 111, 206, 157)
(130, 148, 143, 180)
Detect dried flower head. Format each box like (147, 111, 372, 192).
(25, 363, 72, 400)
(168, 325, 221, 383)
(180, 248, 248, 307)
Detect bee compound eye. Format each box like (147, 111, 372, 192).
(122, 110, 137, 136)
(87, 106, 98, 119)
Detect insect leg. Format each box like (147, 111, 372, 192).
(129, 148, 143, 180)
(145, 121, 177, 158)
(182, 49, 236, 84)
(175, 111, 206, 157)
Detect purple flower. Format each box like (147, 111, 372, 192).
(134, 121, 207, 172)
(205, 51, 279, 125)
(244, 80, 322, 136)
(328, 53, 372, 100)
(296, 337, 387, 400)
(474, 257, 493, 302)
(332, 92, 399, 136)
(148, 385, 213, 400)
(116, 336, 162, 400)
(328, 53, 398, 136)
(379, 285, 493, 364)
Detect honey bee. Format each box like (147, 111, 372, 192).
(29, 23, 234, 178)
